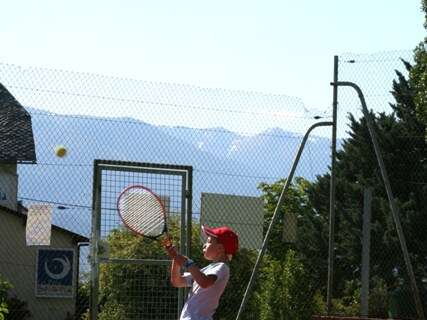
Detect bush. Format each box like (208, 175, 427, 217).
(368, 276, 389, 318)
(0, 274, 31, 320)
(98, 301, 127, 320)
(215, 248, 260, 319)
(256, 250, 322, 320)
(0, 275, 11, 320)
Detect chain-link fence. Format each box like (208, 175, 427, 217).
(0, 47, 425, 319)
(331, 49, 427, 319)
(0, 62, 328, 320)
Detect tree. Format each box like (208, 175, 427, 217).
(257, 250, 322, 320)
(424, 0, 427, 29)
(412, 44, 427, 136)
(255, 178, 329, 318)
(215, 248, 260, 320)
(258, 177, 328, 268)
(306, 20, 427, 314)
(259, 177, 331, 291)
(412, 0, 427, 137)
(311, 111, 425, 273)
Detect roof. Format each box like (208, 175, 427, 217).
(0, 83, 37, 164)
(0, 203, 89, 243)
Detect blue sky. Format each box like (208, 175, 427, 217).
(1, 0, 425, 115)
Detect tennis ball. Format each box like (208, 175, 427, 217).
(55, 145, 67, 158)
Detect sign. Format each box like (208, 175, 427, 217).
(36, 248, 76, 298)
(26, 204, 52, 246)
(200, 193, 264, 250)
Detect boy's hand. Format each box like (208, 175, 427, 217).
(161, 236, 177, 257)
(161, 235, 173, 248)
(161, 236, 189, 267)
(165, 246, 178, 259)
(163, 246, 187, 267)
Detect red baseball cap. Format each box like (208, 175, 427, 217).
(202, 225, 239, 256)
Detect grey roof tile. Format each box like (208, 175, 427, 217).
(0, 83, 37, 164)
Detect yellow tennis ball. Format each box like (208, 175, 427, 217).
(55, 145, 67, 158)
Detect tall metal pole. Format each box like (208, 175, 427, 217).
(327, 55, 339, 314)
(361, 187, 373, 317)
(336, 81, 425, 320)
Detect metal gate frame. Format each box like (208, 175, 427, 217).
(89, 160, 193, 320)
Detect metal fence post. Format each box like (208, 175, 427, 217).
(327, 55, 339, 314)
(361, 187, 373, 317)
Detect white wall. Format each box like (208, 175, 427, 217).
(0, 209, 79, 320)
(200, 193, 264, 250)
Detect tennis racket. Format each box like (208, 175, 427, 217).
(117, 185, 172, 247)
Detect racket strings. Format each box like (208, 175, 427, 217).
(119, 189, 166, 237)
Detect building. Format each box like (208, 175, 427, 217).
(0, 204, 88, 319)
(0, 83, 88, 319)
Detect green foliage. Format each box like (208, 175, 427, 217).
(247, 10, 427, 317)
(330, 280, 360, 316)
(387, 282, 417, 319)
(0, 274, 31, 320)
(256, 250, 322, 320)
(98, 232, 177, 319)
(256, 74, 426, 315)
(0, 303, 7, 320)
(258, 178, 320, 256)
(410, 43, 427, 140)
(312, 278, 388, 318)
(256, 21, 426, 315)
(5, 297, 31, 320)
(423, 0, 427, 29)
(309, 56, 427, 297)
(258, 178, 329, 291)
(98, 301, 127, 320)
(0, 275, 11, 320)
(74, 282, 90, 320)
(308, 277, 392, 318)
(215, 248, 260, 320)
(368, 276, 389, 318)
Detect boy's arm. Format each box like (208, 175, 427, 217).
(186, 261, 217, 289)
(166, 250, 216, 288)
(169, 258, 188, 288)
(163, 243, 189, 288)
(162, 240, 216, 288)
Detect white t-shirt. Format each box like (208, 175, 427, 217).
(180, 262, 230, 320)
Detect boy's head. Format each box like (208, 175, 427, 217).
(202, 225, 239, 260)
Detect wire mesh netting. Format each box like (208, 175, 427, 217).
(0, 46, 425, 319)
(333, 49, 427, 319)
(91, 162, 192, 320)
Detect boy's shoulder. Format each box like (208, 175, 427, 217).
(203, 261, 230, 273)
(207, 261, 228, 267)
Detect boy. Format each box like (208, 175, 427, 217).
(163, 225, 239, 320)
